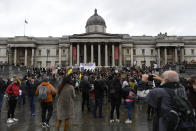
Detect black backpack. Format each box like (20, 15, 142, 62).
(163, 88, 196, 131)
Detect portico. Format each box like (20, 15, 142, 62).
(156, 43, 185, 67)
(7, 43, 36, 66)
(70, 41, 122, 67)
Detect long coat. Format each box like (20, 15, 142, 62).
(57, 84, 75, 120)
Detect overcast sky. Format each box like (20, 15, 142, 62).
(0, 0, 196, 37)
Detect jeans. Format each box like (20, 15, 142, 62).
(93, 98, 103, 118)
(7, 97, 17, 118)
(125, 101, 133, 120)
(28, 96, 36, 114)
(40, 102, 53, 124)
(0, 93, 4, 110)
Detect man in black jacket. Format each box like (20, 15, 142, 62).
(80, 76, 91, 112)
(26, 76, 39, 116)
(93, 76, 105, 118)
(0, 77, 6, 112)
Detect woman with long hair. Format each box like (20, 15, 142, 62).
(56, 76, 75, 131)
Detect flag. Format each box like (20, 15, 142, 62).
(79, 73, 82, 79)
(73, 46, 77, 61)
(67, 69, 72, 75)
(115, 46, 119, 60)
(25, 20, 28, 24)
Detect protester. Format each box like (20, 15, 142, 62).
(26, 76, 39, 116)
(109, 75, 122, 123)
(35, 78, 56, 128)
(18, 79, 26, 105)
(187, 76, 196, 110)
(75, 79, 80, 95)
(124, 88, 136, 124)
(0, 77, 6, 112)
(56, 76, 75, 131)
(6, 77, 20, 124)
(80, 76, 91, 112)
(93, 76, 104, 118)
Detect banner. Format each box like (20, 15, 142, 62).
(80, 63, 96, 71)
(73, 46, 77, 61)
(115, 46, 119, 60)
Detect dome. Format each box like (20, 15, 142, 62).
(86, 9, 106, 27)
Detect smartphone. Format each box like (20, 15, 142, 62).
(148, 75, 154, 81)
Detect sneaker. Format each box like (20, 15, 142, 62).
(31, 113, 36, 116)
(125, 119, 132, 124)
(12, 118, 19, 122)
(44, 122, 50, 128)
(41, 123, 46, 128)
(116, 119, 120, 123)
(110, 119, 115, 123)
(7, 118, 14, 124)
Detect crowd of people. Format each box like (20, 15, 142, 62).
(0, 66, 196, 131)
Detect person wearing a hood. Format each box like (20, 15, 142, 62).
(35, 79, 56, 128)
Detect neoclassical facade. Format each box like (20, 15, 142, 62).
(0, 9, 196, 68)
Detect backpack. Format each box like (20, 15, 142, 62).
(163, 88, 196, 131)
(122, 85, 131, 99)
(38, 86, 48, 101)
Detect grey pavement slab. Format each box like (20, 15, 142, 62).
(0, 97, 152, 131)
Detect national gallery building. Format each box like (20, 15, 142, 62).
(0, 9, 196, 68)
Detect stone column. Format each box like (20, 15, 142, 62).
(31, 48, 34, 66)
(24, 48, 27, 66)
(157, 48, 161, 67)
(84, 43, 87, 63)
(98, 44, 101, 66)
(175, 47, 178, 63)
(181, 48, 185, 62)
(14, 48, 17, 66)
(105, 44, 108, 66)
(123, 48, 126, 66)
(91, 44, 94, 63)
(131, 48, 134, 66)
(59, 48, 62, 67)
(164, 48, 167, 65)
(119, 44, 122, 66)
(70, 44, 72, 66)
(77, 44, 80, 65)
(112, 44, 115, 66)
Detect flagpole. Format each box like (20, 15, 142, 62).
(24, 20, 25, 36)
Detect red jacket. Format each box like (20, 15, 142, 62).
(6, 83, 19, 96)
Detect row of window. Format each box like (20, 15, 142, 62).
(126, 49, 154, 55)
(37, 49, 67, 56)
(126, 49, 195, 56)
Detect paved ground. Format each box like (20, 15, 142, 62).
(0, 96, 152, 131)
